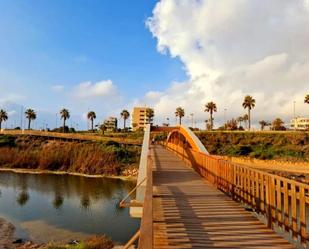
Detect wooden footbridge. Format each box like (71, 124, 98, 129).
(121, 125, 309, 249)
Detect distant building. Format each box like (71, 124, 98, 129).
(103, 117, 118, 131)
(131, 107, 154, 131)
(290, 117, 309, 130)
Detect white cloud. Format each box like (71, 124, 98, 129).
(7, 110, 16, 116)
(145, 0, 309, 128)
(51, 85, 64, 92)
(73, 80, 116, 99)
(0, 94, 26, 105)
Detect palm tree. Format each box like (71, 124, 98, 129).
(305, 94, 309, 104)
(24, 109, 36, 130)
(175, 107, 185, 125)
(204, 102, 217, 130)
(120, 110, 130, 130)
(237, 116, 244, 128)
(99, 124, 107, 135)
(146, 108, 154, 124)
(87, 111, 96, 132)
(0, 109, 8, 130)
(259, 120, 271, 131)
(243, 114, 249, 129)
(60, 108, 70, 133)
(242, 95, 256, 130)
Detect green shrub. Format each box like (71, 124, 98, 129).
(196, 131, 309, 161)
(0, 135, 16, 147)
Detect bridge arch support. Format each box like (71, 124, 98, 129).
(166, 126, 209, 155)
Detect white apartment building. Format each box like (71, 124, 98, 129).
(290, 117, 309, 130)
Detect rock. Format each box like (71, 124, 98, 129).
(68, 239, 80, 245)
(13, 239, 23, 244)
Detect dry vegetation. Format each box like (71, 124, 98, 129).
(46, 235, 114, 249)
(196, 131, 309, 162)
(0, 135, 141, 176)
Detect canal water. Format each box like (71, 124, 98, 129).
(0, 171, 140, 244)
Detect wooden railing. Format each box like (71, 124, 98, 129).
(138, 155, 153, 249)
(121, 124, 153, 248)
(0, 129, 141, 145)
(164, 141, 309, 247)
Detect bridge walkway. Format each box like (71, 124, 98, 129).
(152, 145, 294, 249)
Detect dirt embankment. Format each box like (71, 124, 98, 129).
(0, 218, 44, 249)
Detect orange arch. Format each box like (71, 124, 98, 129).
(166, 126, 209, 154)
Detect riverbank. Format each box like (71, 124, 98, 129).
(0, 217, 45, 249)
(0, 135, 140, 177)
(0, 168, 137, 181)
(0, 217, 115, 249)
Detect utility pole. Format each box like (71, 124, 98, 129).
(190, 113, 194, 128)
(293, 101, 296, 130)
(20, 106, 24, 130)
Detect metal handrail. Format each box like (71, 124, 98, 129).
(124, 230, 140, 249)
(119, 177, 147, 208)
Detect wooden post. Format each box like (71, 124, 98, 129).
(291, 183, 297, 240)
(265, 175, 272, 229)
(299, 186, 307, 245)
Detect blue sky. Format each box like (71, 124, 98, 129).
(1, 0, 308, 130)
(0, 0, 185, 129)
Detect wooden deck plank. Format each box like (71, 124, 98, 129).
(152, 145, 294, 249)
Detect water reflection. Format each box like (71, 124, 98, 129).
(53, 194, 64, 209)
(80, 195, 91, 210)
(16, 190, 30, 206)
(0, 172, 140, 243)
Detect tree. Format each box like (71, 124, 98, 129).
(243, 114, 249, 129)
(0, 109, 8, 130)
(237, 116, 244, 127)
(305, 94, 309, 104)
(242, 95, 256, 130)
(60, 108, 70, 133)
(24, 109, 36, 130)
(120, 110, 130, 130)
(204, 102, 217, 130)
(87, 111, 96, 132)
(225, 118, 238, 130)
(99, 124, 107, 135)
(146, 108, 154, 125)
(272, 118, 285, 131)
(259, 120, 271, 131)
(175, 107, 185, 125)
